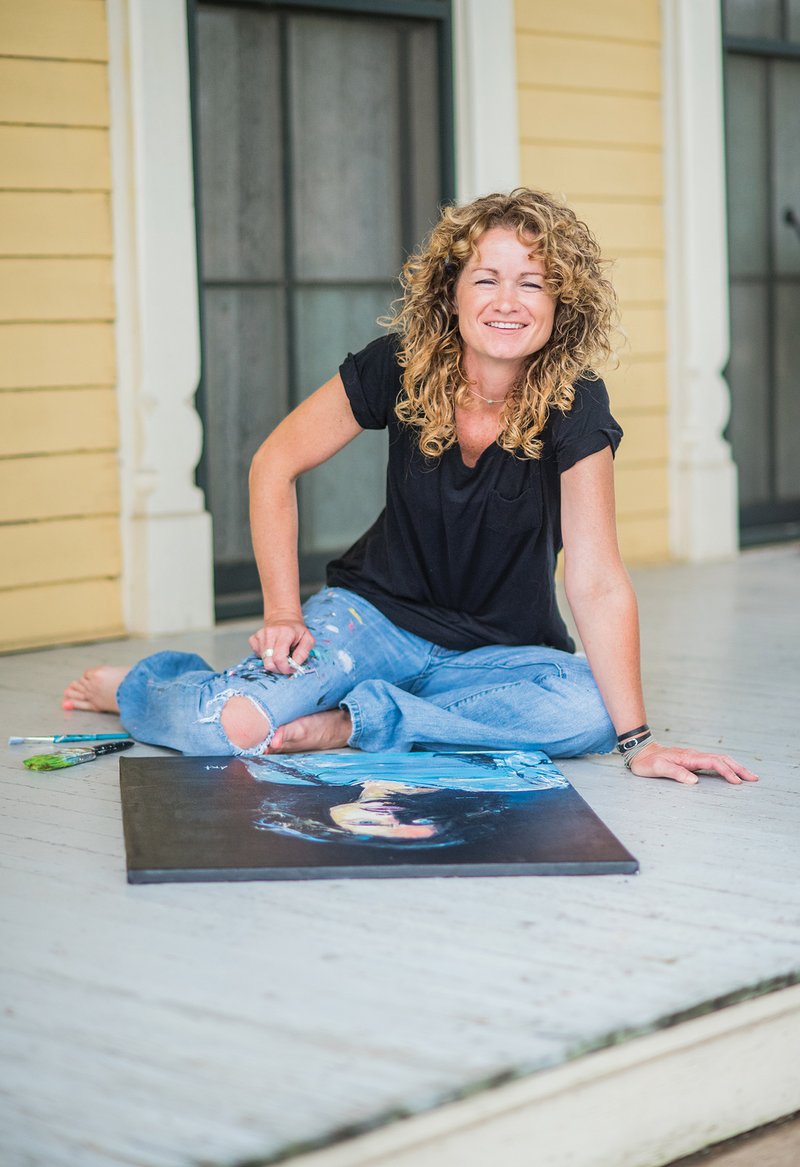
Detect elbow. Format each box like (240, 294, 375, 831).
(564, 561, 635, 611)
(249, 439, 297, 491)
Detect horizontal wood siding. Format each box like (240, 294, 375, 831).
(515, 0, 670, 563)
(0, 0, 122, 652)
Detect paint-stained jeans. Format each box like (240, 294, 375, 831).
(117, 587, 616, 757)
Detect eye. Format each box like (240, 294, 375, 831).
(522, 281, 543, 290)
(475, 278, 495, 286)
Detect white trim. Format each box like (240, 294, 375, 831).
(107, 0, 214, 635)
(661, 0, 739, 561)
(453, 0, 520, 201)
(286, 984, 800, 1167)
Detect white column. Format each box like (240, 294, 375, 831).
(661, 0, 739, 560)
(107, 0, 214, 634)
(453, 0, 520, 201)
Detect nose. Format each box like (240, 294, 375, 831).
(492, 280, 520, 313)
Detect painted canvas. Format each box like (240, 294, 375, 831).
(119, 750, 638, 882)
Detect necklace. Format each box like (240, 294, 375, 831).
(467, 387, 505, 405)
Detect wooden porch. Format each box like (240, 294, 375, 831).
(1, 545, 799, 1167)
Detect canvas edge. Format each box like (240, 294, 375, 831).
(125, 858, 639, 884)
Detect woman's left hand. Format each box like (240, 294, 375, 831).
(627, 741, 760, 785)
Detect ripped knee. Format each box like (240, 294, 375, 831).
(220, 695, 271, 751)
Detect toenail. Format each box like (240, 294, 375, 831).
(62, 700, 74, 709)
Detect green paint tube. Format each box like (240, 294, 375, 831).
(23, 740, 134, 771)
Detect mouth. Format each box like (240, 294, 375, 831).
(485, 321, 526, 331)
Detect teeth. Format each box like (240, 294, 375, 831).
(486, 322, 524, 330)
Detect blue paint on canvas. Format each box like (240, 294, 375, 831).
(238, 749, 568, 792)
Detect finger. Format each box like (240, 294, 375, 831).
(663, 762, 699, 785)
(270, 630, 296, 675)
(635, 757, 698, 785)
(290, 629, 315, 667)
(721, 755, 760, 783)
(712, 755, 742, 785)
(683, 752, 743, 784)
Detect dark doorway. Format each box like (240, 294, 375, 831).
(722, 0, 800, 544)
(189, 0, 453, 618)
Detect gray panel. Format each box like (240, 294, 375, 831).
(723, 0, 781, 38)
(203, 288, 288, 563)
(724, 55, 769, 278)
(295, 287, 393, 556)
(197, 5, 283, 281)
(407, 22, 443, 248)
(789, 0, 800, 41)
(772, 61, 800, 277)
(774, 283, 800, 500)
(727, 282, 771, 506)
(289, 13, 403, 281)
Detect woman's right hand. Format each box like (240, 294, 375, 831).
(249, 613, 315, 675)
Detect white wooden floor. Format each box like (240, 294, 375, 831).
(1, 546, 799, 1167)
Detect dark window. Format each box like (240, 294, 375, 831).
(722, 0, 800, 544)
(189, 0, 454, 617)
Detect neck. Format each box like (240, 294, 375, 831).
(462, 351, 519, 404)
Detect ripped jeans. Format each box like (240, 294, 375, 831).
(116, 587, 616, 757)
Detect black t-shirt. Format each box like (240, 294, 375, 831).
(326, 333, 622, 653)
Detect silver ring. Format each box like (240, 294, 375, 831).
(263, 648, 274, 658)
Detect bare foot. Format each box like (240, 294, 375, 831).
(268, 709, 351, 753)
(62, 666, 131, 714)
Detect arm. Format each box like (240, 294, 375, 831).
(560, 448, 758, 785)
(248, 373, 364, 674)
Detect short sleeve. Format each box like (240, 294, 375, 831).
(551, 376, 623, 474)
(338, 333, 403, 431)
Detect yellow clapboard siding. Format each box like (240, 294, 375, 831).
(0, 388, 117, 456)
(0, 59, 109, 128)
(0, 192, 112, 256)
(617, 513, 670, 563)
(0, 0, 108, 62)
(571, 199, 664, 254)
(0, 126, 110, 190)
(0, 451, 119, 523)
(615, 463, 669, 519)
(0, 322, 115, 388)
(611, 255, 665, 304)
(515, 0, 660, 44)
(618, 306, 667, 357)
(0, 516, 121, 590)
(516, 33, 661, 95)
(0, 579, 123, 653)
(521, 143, 662, 201)
(0, 259, 114, 321)
(519, 89, 661, 149)
(614, 412, 669, 464)
(605, 360, 667, 412)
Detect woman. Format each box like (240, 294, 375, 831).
(64, 189, 757, 786)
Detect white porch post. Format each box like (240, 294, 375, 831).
(107, 0, 214, 635)
(662, 0, 740, 561)
(453, 0, 520, 201)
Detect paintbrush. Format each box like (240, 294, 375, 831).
(9, 733, 132, 745)
(23, 740, 134, 772)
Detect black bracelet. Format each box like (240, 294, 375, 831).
(616, 723, 649, 743)
(617, 731, 652, 755)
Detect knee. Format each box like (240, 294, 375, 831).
(220, 696, 271, 751)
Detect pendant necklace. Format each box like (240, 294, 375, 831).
(468, 387, 505, 405)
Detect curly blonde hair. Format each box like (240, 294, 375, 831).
(384, 188, 618, 459)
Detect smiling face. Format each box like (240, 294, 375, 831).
(453, 226, 556, 384)
(328, 781, 439, 840)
